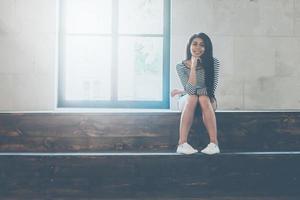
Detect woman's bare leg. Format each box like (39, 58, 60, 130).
(198, 96, 218, 144)
(178, 95, 198, 144)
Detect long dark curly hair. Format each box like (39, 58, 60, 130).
(185, 32, 216, 98)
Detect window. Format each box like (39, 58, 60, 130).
(58, 0, 170, 108)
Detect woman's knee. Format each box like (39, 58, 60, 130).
(182, 95, 198, 111)
(186, 95, 198, 106)
(198, 96, 211, 110)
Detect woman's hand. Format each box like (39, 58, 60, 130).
(171, 89, 184, 97)
(191, 56, 200, 69)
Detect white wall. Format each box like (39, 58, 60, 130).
(0, 0, 300, 111)
(0, 0, 57, 111)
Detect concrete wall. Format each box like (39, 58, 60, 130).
(0, 0, 57, 111)
(0, 0, 299, 111)
(171, 0, 300, 110)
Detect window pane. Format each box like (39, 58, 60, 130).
(119, 0, 163, 34)
(118, 36, 163, 101)
(64, 0, 111, 34)
(64, 36, 111, 100)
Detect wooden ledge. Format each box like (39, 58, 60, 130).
(1, 151, 300, 157)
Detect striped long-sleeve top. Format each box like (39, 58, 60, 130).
(176, 57, 220, 97)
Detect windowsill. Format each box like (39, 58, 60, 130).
(0, 108, 179, 114)
(55, 108, 179, 113)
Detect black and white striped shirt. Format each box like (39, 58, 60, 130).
(176, 58, 220, 96)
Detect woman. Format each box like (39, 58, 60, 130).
(175, 32, 220, 155)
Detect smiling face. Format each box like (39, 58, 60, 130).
(190, 37, 205, 58)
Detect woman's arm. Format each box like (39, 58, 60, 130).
(176, 57, 198, 95)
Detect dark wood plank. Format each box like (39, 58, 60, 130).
(0, 153, 300, 199)
(1, 112, 300, 152)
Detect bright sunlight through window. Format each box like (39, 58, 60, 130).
(59, 0, 170, 108)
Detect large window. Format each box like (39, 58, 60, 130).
(58, 0, 170, 108)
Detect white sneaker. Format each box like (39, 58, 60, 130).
(201, 143, 220, 155)
(176, 142, 198, 155)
